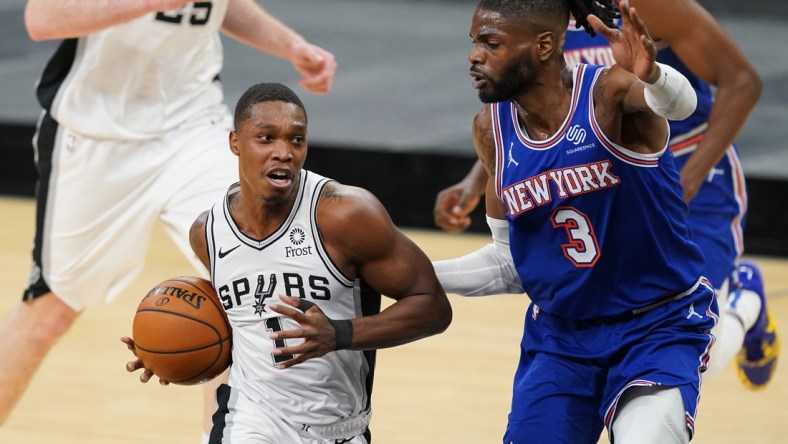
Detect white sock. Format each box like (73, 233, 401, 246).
(200, 431, 209, 444)
(705, 288, 762, 378)
(727, 289, 762, 331)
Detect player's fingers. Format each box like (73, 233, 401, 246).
(120, 336, 136, 351)
(268, 324, 306, 341)
(126, 359, 144, 372)
(587, 14, 618, 41)
(139, 369, 154, 383)
(299, 68, 335, 94)
(275, 295, 315, 318)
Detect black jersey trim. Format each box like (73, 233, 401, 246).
(36, 39, 79, 111)
(23, 112, 59, 300)
(310, 179, 354, 288)
(222, 172, 309, 250)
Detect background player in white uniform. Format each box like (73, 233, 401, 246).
(432, 0, 778, 389)
(125, 82, 453, 442)
(0, 0, 337, 440)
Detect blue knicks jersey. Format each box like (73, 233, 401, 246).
(563, 23, 714, 153)
(491, 64, 706, 319)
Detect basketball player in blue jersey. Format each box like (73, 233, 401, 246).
(435, 0, 716, 442)
(434, 0, 777, 390)
(124, 82, 453, 443)
(0, 0, 337, 441)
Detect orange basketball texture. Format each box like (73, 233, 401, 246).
(133, 276, 232, 385)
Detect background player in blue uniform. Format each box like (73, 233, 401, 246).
(435, 0, 716, 442)
(433, 0, 778, 390)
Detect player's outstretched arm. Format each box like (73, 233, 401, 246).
(432, 107, 523, 297)
(632, 0, 762, 202)
(266, 182, 452, 368)
(222, 0, 337, 94)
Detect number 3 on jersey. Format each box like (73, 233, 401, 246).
(550, 206, 600, 267)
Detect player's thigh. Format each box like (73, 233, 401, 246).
(505, 350, 605, 444)
(610, 386, 689, 444)
(37, 126, 166, 309)
(157, 107, 236, 270)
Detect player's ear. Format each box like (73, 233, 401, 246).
(229, 130, 240, 156)
(536, 31, 556, 61)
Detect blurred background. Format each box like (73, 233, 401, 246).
(1, 0, 787, 254)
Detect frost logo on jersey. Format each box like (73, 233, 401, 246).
(286, 227, 313, 257)
(502, 160, 621, 216)
(289, 227, 306, 245)
(566, 125, 586, 145)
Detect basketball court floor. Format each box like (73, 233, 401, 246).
(0, 196, 786, 444)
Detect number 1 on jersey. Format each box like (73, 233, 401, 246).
(265, 317, 294, 364)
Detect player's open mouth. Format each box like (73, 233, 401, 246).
(267, 169, 292, 187)
(470, 70, 487, 89)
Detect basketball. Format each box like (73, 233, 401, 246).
(132, 276, 232, 385)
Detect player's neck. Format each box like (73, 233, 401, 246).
(231, 189, 298, 240)
(514, 77, 571, 140)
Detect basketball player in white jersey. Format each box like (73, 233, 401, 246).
(0, 1, 337, 441)
(124, 82, 453, 442)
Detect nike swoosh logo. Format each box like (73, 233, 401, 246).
(218, 245, 240, 259)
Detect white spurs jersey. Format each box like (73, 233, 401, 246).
(205, 171, 376, 430)
(38, 1, 229, 140)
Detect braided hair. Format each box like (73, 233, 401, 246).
(475, 0, 619, 37)
(567, 0, 619, 36)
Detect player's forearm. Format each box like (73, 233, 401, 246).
(25, 0, 163, 41)
(346, 292, 452, 350)
(432, 215, 523, 296)
(460, 159, 489, 198)
(222, 0, 307, 61)
(685, 70, 762, 176)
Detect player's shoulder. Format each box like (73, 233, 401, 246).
(317, 181, 391, 231)
(319, 181, 382, 213)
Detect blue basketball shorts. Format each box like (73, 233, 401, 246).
(504, 279, 718, 444)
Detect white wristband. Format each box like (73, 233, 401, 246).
(643, 63, 697, 121)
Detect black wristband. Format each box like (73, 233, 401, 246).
(327, 318, 353, 350)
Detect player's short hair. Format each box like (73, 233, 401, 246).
(234, 82, 307, 129)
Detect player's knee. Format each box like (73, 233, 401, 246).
(611, 386, 689, 444)
(25, 293, 79, 345)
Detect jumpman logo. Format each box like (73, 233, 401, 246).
(706, 167, 724, 182)
(687, 303, 704, 320)
(507, 142, 519, 167)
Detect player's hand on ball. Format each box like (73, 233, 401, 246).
(267, 296, 340, 369)
(120, 336, 169, 386)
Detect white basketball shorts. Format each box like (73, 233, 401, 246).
(24, 105, 237, 310)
